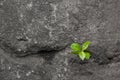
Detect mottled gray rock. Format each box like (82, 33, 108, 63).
(0, 0, 120, 80)
(0, 0, 72, 56)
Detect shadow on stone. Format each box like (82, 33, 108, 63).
(69, 57, 89, 65)
(14, 49, 58, 62)
(37, 50, 58, 62)
(88, 45, 110, 65)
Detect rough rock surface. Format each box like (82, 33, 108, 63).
(0, 0, 72, 56)
(0, 0, 120, 80)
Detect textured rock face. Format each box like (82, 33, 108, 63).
(0, 0, 72, 56)
(0, 0, 120, 80)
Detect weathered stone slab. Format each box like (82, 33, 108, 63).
(0, 0, 72, 56)
(0, 0, 120, 80)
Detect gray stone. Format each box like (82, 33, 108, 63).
(0, 0, 120, 80)
(0, 0, 72, 56)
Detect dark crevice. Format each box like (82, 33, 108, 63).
(0, 38, 66, 63)
(107, 54, 120, 63)
(38, 50, 57, 61)
(12, 47, 63, 64)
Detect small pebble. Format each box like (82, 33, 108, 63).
(26, 71, 31, 76)
(16, 71, 21, 79)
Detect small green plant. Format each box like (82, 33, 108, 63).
(70, 41, 91, 60)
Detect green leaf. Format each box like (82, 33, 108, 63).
(70, 43, 81, 52)
(78, 52, 86, 60)
(85, 52, 91, 60)
(82, 41, 91, 51)
(71, 51, 79, 54)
